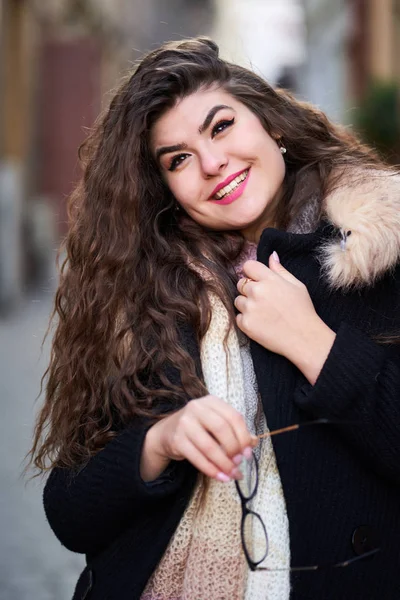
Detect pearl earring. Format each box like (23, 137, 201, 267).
(277, 137, 287, 155)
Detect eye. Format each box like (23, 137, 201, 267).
(211, 117, 235, 139)
(168, 153, 190, 172)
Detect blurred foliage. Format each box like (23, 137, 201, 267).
(355, 80, 400, 162)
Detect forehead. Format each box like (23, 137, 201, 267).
(151, 87, 240, 146)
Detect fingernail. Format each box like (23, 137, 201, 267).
(272, 251, 280, 263)
(216, 472, 231, 483)
(243, 446, 253, 460)
(251, 436, 259, 447)
(232, 454, 243, 465)
(231, 467, 243, 480)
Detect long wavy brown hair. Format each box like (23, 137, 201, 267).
(29, 37, 385, 474)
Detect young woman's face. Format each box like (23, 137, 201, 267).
(151, 87, 286, 242)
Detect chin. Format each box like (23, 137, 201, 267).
(236, 210, 266, 228)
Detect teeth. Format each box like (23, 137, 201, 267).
(214, 170, 248, 199)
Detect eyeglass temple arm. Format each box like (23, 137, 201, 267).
(257, 418, 330, 439)
(254, 548, 381, 572)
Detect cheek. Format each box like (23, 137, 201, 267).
(273, 151, 286, 178)
(166, 171, 202, 207)
(240, 125, 282, 168)
(259, 141, 285, 179)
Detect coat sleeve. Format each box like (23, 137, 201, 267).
(43, 420, 197, 555)
(43, 321, 201, 555)
(294, 321, 400, 485)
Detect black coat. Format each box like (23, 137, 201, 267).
(44, 174, 400, 599)
(252, 223, 400, 599)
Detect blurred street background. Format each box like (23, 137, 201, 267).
(1, 0, 400, 598)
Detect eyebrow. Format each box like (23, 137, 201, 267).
(198, 104, 232, 134)
(155, 142, 188, 162)
(155, 104, 232, 162)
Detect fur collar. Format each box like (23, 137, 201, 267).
(318, 169, 400, 289)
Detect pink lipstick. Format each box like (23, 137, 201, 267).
(209, 169, 250, 206)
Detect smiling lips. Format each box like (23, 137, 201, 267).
(209, 169, 250, 205)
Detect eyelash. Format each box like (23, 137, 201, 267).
(168, 154, 189, 172)
(211, 117, 234, 138)
(167, 117, 235, 172)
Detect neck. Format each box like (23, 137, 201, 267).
(240, 192, 282, 243)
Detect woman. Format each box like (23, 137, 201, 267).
(30, 38, 400, 599)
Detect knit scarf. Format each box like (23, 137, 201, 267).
(141, 284, 290, 599)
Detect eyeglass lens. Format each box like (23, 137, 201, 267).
(243, 511, 269, 564)
(237, 453, 257, 500)
(237, 454, 269, 565)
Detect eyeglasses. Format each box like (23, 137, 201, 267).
(235, 418, 381, 572)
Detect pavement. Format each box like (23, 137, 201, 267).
(0, 289, 84, 600)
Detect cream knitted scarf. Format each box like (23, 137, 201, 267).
(141, 290, 290, 600)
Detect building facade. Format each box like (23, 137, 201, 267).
(300, 0, 400, 125)
(0, 0, 214, 310)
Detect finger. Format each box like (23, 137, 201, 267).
(236, 313, 254, 344)
(202, 396, 257, 453)
(242, 259, 271, 282)
(268, 252, 301, 285)
(234, 294, 247, 312)
(178, 415, 243, 479)
(189, 420, 241, 475)
(176, 434, 233, 481)
(236, 312, 244, 332)
(188, 402, 243, 460)
(237, 277, 254, 296)
(201, 410, 245, 459)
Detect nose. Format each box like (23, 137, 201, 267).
(199, 147, 228, 178)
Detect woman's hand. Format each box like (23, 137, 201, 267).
(235, 253, 336, 384)
(141, 395, 257, 482)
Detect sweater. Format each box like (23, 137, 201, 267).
(43, 170, 400, 599)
